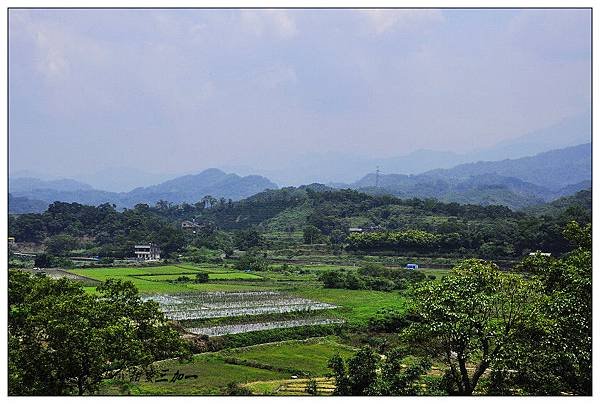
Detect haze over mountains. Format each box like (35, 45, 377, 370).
(9, 169, 278, 212)
(8, 111, 592, 213)
(344, 143, 590, 210)
(225, 110, 592, 186)
(9, 141, 591, 213)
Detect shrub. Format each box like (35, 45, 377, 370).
(234, 253, 268, 272)
(225, 382, 252, 395)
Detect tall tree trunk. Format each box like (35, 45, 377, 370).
(458, 357, 472, 395)
(77, 377, 84, 396)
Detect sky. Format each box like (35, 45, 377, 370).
(8, 8, 592, 182)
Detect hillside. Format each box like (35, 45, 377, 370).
(424, 143, 591, 190)
(8, 193, 48, 214)
(342, 144, 591, 209)
(10, 186, 589, 261)
(123, 168, 278, 205)
(9, 177, 93, 193)
(9, 168, 278, 211)
(347, 173, 548, 210)
(524, 189, 592, 217)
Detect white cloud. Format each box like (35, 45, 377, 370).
(360, 9, 444, 35)
(12, 11, 109, 83)
(506, 9, 590, 59)
(239, 10, 297, 39)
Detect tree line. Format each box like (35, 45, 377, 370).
(327, 221, 592, 396)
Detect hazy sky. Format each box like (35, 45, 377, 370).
(9, 8, 591, 178)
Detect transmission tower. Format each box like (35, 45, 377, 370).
(375, 166, 380, 188)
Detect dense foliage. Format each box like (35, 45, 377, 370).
(8, 272, 188, 395)
(328, 347, 431, 395)
(8, 187, 590, 262)
(320, 263, 425, 291)
(331, 221, 592, 396)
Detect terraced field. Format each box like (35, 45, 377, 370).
(146, 291, 339, 327)
(69, 265, 277, 294)
(100, 337, 355, 395)
(243, 377, 336, 395)
(69, 263, 411, 395)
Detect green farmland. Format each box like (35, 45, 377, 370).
(68, 264, 409, 325)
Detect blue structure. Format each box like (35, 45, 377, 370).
(405, 263, 419, 270)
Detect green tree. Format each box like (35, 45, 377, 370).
(8, 272, 188, 395)
(320, 270, 346, 289)
(234, 252, 268, 272)
(492, 222, 592, 395)
(373, 349, 431, 395)
(407, 259, 543, 395)
(233, 228, 264, 250)
(328, 347, 430, 396)
(195, 273, 209, 283)
(303, 225, 323, 244)
(328, 347, 379, 395)
(34, 253, 51, 268)
(45, 234, 80, 256)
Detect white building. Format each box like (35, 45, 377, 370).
(182, 220, 200, 229)
(529, 251, 551, 257)
(135, 243, 161, 261)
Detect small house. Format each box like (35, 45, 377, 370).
(135, 243, 161, 261)
(405, 263, 419, 270)
(529, 251, 551, 257)
(182, 219, 200, 229)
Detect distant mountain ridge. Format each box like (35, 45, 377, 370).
(8, 193, 49, 214)
(9, 177, 94, 193)
(343, 143, 591, 210)
(9, 143, 591, 213)
(9, 168, 278, 212)
(424, 143, 591, 190)
(226, 110, 591, 185)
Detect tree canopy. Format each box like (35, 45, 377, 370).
(8, 272, 188, 395)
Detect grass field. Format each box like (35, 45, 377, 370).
(417, 267, 451, 279)
(290, 287, 408, 324)
(69, 265, 276, 294)
(71, 265, 409, 324)
(100, 353, 289, 395)
(243, 376, 337, 395)
(59, 262, 419, 395)
(220, 337, 357, 376)
(100, 337, 355, 395)
(135, 272, 264, 281)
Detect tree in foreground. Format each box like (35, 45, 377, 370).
(328, 347, 430, 395)
(490, 221, 592, 395)
(406, 259, 543, 395)
(8, 272, 188, 395)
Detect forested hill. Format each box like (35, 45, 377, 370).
(524, 189, 592, 217)
(345, 143, 591, 209)
(8, 168, 278, 212)
(424, 143, 590, 189)
(10, 186, 590, 260)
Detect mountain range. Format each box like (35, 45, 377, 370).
(9, 169, 278, 212)
(224, 110, 591, 186)
(340, 143, 591, 210)
(8, 142, 591, 213)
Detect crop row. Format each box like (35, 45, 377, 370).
(145, 291, 337, 321)
(187, 318, 345, 336)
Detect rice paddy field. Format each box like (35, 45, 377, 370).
(100, 337, 355, 395)
(67, 263, 415, 395)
